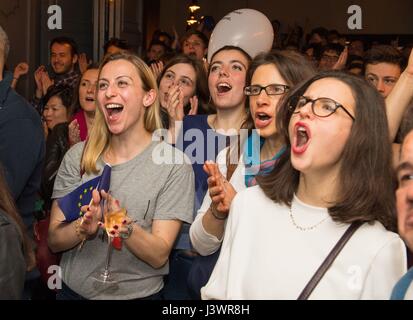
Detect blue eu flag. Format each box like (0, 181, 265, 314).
(57, 165, 111, 222)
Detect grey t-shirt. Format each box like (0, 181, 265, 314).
(52, 140, 194, 299)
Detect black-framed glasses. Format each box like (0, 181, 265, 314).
(290, 95, 355, 121)
(244, 84, 290, 96)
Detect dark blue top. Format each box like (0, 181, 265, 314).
(0, 72, 45, 229)
(175, 115, 235, 249)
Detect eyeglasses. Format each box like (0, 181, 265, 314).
(290, 95, 355, 120)
(244, 84, 290, 96)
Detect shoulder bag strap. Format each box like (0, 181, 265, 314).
(297, 221, 363, 300)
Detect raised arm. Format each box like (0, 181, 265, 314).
(190, 160, 237, 256)
(11, 62, 29, 89)
(386, 48, 413, 142)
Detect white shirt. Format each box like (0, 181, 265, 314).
(201, 186, 407, 300)
(190, 148, 247, 256)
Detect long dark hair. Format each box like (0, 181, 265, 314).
(258, 71, 396, 230)
(0, 165, 35, 269)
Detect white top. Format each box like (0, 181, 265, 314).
(190, 148, 247, 256)
(201, 186, 407, 300)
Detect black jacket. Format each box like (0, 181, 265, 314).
(40, 123, 69, 211)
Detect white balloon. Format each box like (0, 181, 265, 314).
(207, 8, 274, 62)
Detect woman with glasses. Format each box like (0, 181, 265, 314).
(188, 51, 315, 299)
(202, 71, 407, 299)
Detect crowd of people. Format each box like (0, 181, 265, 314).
(1, 15, 413, 300)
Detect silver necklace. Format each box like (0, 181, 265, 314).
(289, 201, 329, 231)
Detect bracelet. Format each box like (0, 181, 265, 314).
(120, 223, 134, 239)
(210, 205, 227, 220)
(74, 218, 84, 239)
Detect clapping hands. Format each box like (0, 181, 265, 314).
(204, 160, 236, 217)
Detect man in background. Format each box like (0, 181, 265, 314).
(32, 36, 80, 113)
(0, 25, 45, 231)
(364, 45, 405, 98)
(392, 129, 413, 299)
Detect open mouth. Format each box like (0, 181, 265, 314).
(105, 103, 124, 120)
(255, 112, 272, 129)
(292, 122, 311, 154)
(297, 127, 309, 146)
(216, 82, 232, 94)
(85, 96, 95, 103)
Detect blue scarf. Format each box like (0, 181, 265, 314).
(243, 131, 285, 187)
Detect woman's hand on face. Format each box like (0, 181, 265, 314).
(166, 85, 185, 122)
(79, 189, 103, 237)
(204, 161, 236, 216)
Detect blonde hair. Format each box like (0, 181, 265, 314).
(81, 53, 162, 174)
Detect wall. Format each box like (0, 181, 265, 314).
(0, 0, 40, 99)
(160, 0, 413, 39)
